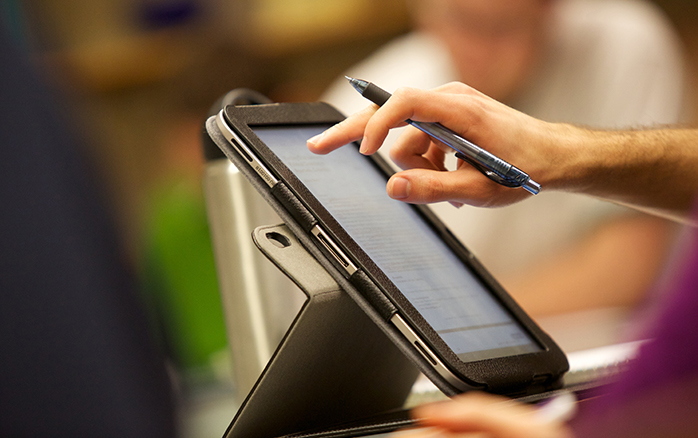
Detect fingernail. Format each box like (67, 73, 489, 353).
(307, 132, 325, 148)
(389, 176, 411, 199)
(449, 201, 464, 208)
(358, 137, 369, 155)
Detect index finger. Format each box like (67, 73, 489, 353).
(357, 84, 482, 157)
(307, 105, 377, 154)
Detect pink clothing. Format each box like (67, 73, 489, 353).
(571, 204, 698, 437)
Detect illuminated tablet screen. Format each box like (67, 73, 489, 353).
(253, 125, 540, 361)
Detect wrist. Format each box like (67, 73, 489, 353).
(533, 123, 596, 193)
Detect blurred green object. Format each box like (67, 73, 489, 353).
(142, 177, 228, 374)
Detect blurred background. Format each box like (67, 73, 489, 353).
(1, 1, 411, 436)
(7, 0, 697, 269)
(6, 0, 411, 259)
(2, 0, 698, 436)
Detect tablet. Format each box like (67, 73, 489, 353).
(210, 102, 568, 396)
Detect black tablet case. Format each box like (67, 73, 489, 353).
(205, 115, 472, 438)
(205, 114, 461, 390)
(204, 114, 572, 438)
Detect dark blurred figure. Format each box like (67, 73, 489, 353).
(0, 20, 176, 438)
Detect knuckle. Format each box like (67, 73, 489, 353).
(448, 81, 470, 93)
(391, 86, 419, 103)
(438, 81, 476, 96)
(388, 144, 405, 163)
(419, 173, 447, 203)
(457, 97, 488, 135)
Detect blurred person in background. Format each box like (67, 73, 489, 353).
(0, 13, 177, 438)
(322, 0, 690, 348)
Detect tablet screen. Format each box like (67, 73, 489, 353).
(253, 125, 540, 362)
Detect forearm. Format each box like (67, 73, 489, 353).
(550, 127, 698, 223)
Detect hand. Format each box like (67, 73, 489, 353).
(394, 392, 574, 438)
(308, 82, 578, 208)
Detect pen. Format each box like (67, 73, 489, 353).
(345, 76, 541, 195)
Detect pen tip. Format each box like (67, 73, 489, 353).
(345, 76, 367, 93)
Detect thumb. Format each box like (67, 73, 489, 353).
(386, 168, 470, 204)
(386, 168, 521, 207)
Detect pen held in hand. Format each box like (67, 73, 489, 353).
(345, 76, 541, 195)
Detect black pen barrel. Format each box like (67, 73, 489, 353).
(363, 82, 392, 106)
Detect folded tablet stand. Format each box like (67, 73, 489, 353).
(222, 223, 598, 437)
(223, 223, 420, 438)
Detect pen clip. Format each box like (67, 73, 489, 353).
(455, 152, 522, 188)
